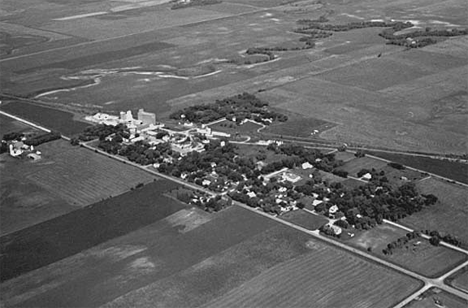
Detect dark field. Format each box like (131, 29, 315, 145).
(369, 151, 468, 184)
(0, 101, 90, 136)
(0, 180, 183, 282)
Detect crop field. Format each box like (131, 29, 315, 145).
(0, 138, 157, 236)
(280, 210, 328, 230)
(407, 288, 468, 308)
(0, 206, 279, 307)
(348, 224, 466, 278)
(0, 178, 182, 282)
(24, 139, 156, 206)
(202, 242, 421, 308)
(449, 266, 468, 293)
(401, 178, 468, 247)
(0, 101, 90, 136)
(369, 151, 468, 184)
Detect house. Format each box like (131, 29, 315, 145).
(27, 153, 41, 160)
(329, 205, 339, 216)
(202, 179, 211, 186)
(247, 191, 257, 198)
(302, 162, 313, 169)
(361, 173, 372, 180)
(282, 172, 301, 183)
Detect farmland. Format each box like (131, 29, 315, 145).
(202, 242, 421, 308)
(0, 204, 422, 308)
(347, 224, 467, 278)
(0, 137, 156, 235)
(0, 178, 182, 282)
(401, 178, 468, 246)
(0, 0, 466, 154)
(1, 0, 468, 306)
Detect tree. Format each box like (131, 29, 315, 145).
(429, 235, 440, 246)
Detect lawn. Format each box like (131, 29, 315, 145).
(0, 179, 182, 282)
(401, 178, 468, 247)
(280, 210, 328, 230)
(0, 101, 90, 137)
(369, 151, 468, 184)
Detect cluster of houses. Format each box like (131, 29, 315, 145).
(5, 139, 41, 160)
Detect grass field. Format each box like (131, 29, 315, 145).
(280, 210, 328, 230)
(369, 151, 468, 184)
(209, 119, 263, 135)
(337, 156, 388, 177)
(347, 224, 467, 278)
(401, 178, 468, 247)
(0, 101, 90, 136)
(201, 241, 421, 308)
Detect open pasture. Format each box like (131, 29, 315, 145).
(348, 224, 466, 278)
(401, 178, 468, 247)
(202, 240, 421, 308)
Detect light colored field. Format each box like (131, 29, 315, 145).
(201, 243, 421, 308)
(22, 139, 156, 206)
(401, 177, 468, 246)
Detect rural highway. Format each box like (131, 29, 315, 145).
(2, 109, 468, 307)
